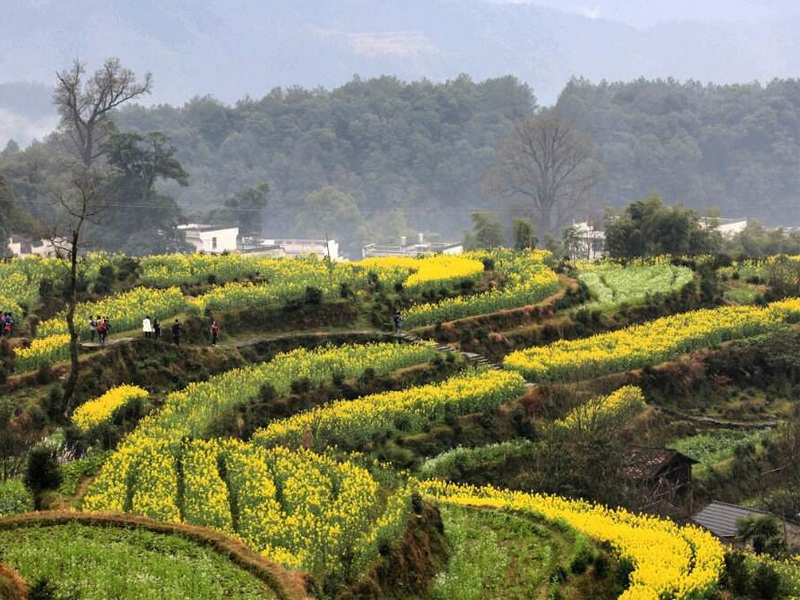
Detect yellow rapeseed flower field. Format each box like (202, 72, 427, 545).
(84, 437, 412, 579)
(421, 480, 725, 600)
(71, 385, 149, 431)
(252, 368, 526, 450)
(505, 298, 800, 381)
(403, 249, 560, 326)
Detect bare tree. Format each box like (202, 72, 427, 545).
(487, 108, 603, 236)
(44, 170, 109, 416)
(54, 58, 153, 167)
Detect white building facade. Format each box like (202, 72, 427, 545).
(178, 225, 239, 254)
(262, 238, 339, 261)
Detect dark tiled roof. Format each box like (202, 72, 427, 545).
(692, 501, 776, 539)
(620, 446, 698, 480)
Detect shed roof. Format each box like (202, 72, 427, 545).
(620, 446, 698, 480)
(692, 501, 776, 539)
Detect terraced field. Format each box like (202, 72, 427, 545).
(4, 250, 800, 599)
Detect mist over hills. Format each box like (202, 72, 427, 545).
(2, 0, 800, 146)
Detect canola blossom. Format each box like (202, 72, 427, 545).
(13, 334, 71, 373)
(253, 369, 526, 450)
(72, 385, 150, 431)
(504, 298, 800, 382)
(421, 481, 725, 600)
(556, 386, 647, 431)
(84, 438, 412, 578)
(37, 287, 187, 339)
(83, 343, 436, 509)
(0, 253, 122, 309)
(402, 249, 560, 327)
(361, 255, 485, 292)
(139, 253, 262, 287)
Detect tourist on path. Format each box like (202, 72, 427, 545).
(153, 318, 161, 340)
(97, 317, 108, 345)
(210, 320, 219, 346)
(393, 312, 403, 334)
(171, 319, 182, 345)
(89, 316, 98, 342)
(142, 316, 153, 339)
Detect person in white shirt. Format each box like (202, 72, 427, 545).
(142, 316, 153, 339)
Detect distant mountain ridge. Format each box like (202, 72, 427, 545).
(2, 0, 799, 111)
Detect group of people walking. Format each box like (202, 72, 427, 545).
(88, 316, 111, 344)
(140, 316, 219, 346)
(141, 316, 162, 340)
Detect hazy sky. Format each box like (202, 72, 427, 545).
(485, 0, 800, 27)
(3, 0, 800, 146)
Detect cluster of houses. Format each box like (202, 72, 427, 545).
(5, 224, 464, 262)
(1, 217, 753, 262)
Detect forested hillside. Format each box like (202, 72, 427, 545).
(104, 76, 533, 241)
(557, 78, 800, 225)
(3, 75, 800, 253)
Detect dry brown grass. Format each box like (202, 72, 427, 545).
(0, 563, 27, 600)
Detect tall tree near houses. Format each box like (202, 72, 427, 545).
(487, 108, 603, 236)
(54, 58, 153, 167)
(44, 170, 109, 416)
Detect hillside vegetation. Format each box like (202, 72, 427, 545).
(1, 249, 800, 599)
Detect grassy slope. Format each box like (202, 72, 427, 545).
(419, 505, 615, 600)
(0, 522, 277, 600)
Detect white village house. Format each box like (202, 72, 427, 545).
(261, 238, 340, 261)
(7, 236, 66, 258)
(362, 233, 463, 258)
(178, 224, 240, 254)
(700, 217, 749, 240)
(565, 222, 606, 260)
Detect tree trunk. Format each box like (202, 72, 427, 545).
(62, 230, 80, 417)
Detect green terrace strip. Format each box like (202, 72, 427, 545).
(0, 512, 312, 600)
(504, 298, 800, 382)
(402, 249, 560, 327)
(252, 368, 526, 451)
(577, 262, 694, 308)
(418, 439, 536, 481)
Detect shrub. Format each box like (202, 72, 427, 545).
(23, 446, 62, 507)
(36, 362, 55, 385)
(0, 479, 33, 516)
(753, 562, 782, 599)
(290, 378, 311, 394)
(304, 286, 323, 305)
(28, 578, 59, 600)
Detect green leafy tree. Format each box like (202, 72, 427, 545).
(101, 131, 189, 255)
(736, 515, 786, 557)
(605, 192, 719, 258)
(725, 221, 800, 258)
(224, 183, 269, 238)
(466, 211, 505, 249)
(487, 108, 602, 236)
(512, 217, 537, 249)
(294, 186, 369, 256)
(23, 445, 62, 509)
